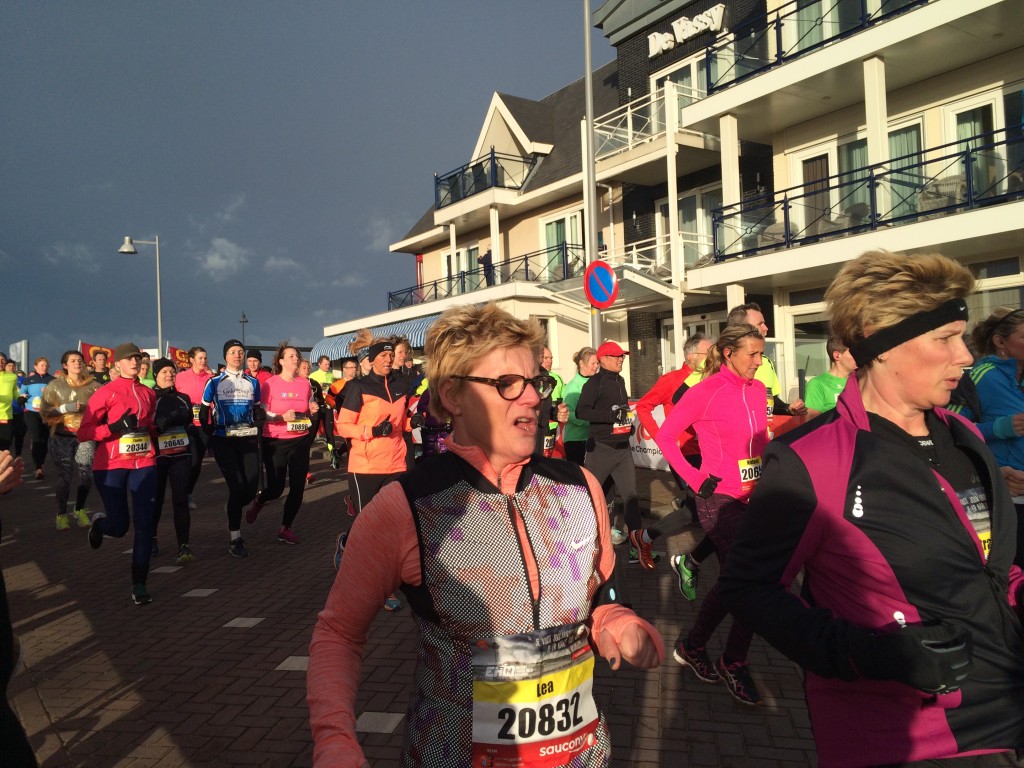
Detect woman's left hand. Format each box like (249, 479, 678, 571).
(599, 624, 662, 671)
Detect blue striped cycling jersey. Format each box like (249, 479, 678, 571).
(202, 369, 261, 437)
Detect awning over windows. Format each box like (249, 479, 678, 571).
(310, 314, 441, 361)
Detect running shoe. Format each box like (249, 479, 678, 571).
(610, 527, 627, 546)
(228, 537, 249, 558)
(278, 526, 300, 545)
(72, 508, 91, 528)
(34, 468, 44, 481)
(176, 544, 195, 564)
(346, 496, 356, 517)
(151, 537, 159, 557)
(131, 583, 152, 606)
(671, 554, 700, 601)
(671, 497, 686, 511)
(187, 495, 197, 510)
(306, 472, 316, 485)
(333, 531, 347, 570)
(716, 658, 762, 705)
(628, 547, 661, 565)
(88, 513, 106, 550)
(673, 640, 721, 683)
(330, 453, 341, 470)
(627, 529, 656, 570)
(243, 495, 264, 525)
(383, 593, 402, 612)
(55, 513, 71, 531)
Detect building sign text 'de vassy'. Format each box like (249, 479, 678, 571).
(648, 4, 726, 58)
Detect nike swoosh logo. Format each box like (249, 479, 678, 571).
(570, 537, 592, 550)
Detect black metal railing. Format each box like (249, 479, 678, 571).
(434, 147, 537, 209)
(704, 0, 926, 94)
(388, 242, 586, 309)
(711, 128, 1024, 261)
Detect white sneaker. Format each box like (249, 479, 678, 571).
(610, 527, 628, 546)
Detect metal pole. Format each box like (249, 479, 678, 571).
(583, 0, 602, 347)
(154, 235, 163, 355)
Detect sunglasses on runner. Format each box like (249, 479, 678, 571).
(453, 374, 556, 401)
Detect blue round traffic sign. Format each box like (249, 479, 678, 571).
(583, 260, 619, 310)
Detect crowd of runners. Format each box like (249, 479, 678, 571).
(3, 247, 1024, 766)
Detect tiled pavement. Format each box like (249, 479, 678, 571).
(3, 448, 818, 767)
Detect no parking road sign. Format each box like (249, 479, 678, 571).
(584, 260, 619, 310)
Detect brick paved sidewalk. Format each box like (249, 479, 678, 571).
(3, 450, 818, 767)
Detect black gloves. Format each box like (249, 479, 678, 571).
(108, 413, 139, 436)
(410, 413, 425, 429)
(849, 620, 973, 694)
(697, 474, 721, 498)
(371, 420, 393, 438)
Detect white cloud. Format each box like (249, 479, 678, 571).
(42, 242, 100, 273)
(329, 274, 368, 288)
(366, 215, 397, 252)
(196, 238, 249, 282)
(264, 256, 303, 274)
(216, 193, 246, 224)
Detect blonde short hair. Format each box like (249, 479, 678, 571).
(826, 250, 975, 351)
(425, 303, 545, 421)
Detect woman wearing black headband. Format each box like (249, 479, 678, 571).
(720, 250, 1024, 766)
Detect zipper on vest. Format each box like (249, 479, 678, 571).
(507, 496, 542, 628)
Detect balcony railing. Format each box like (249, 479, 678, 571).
(602, 231, 716, 279)
(387, 242, 585, 310)
(705, 0, 926, 94)
(711, 128, 1024, 262)
(594, 82, 704, 162)
(434, 147, 536, 209)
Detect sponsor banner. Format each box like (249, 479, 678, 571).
(626, 400, 805, 472)
(80, 341, 114, 363)
(168, 345, 191, 370)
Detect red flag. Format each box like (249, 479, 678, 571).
(80, 341, 113, 363)
(167, 345, 191, 370)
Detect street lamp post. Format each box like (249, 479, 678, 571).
(239, 313, 248, 349)
(118, 235, 163, 354)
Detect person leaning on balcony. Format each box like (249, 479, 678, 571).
(967, 306, 1024, 568)
(477, 248, 494, 286)
(308, 302, 663, 768)
(726, 302, 808, 421)
(720, 250, 1024, 767)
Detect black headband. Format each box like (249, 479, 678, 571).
(850, 298, 968, 367)
(367, 341, 394, 363)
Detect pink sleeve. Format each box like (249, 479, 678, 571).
(307, 482, 420, 767)
(654, 385, 706, 489)
(1009, 564, 1024, 613)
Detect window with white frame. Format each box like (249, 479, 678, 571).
(657, 184, 722, 269)
(540, 210, 582, 282)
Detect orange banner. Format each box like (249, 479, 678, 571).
(167, 345, 191, 370)
(80, 341, 113, 363)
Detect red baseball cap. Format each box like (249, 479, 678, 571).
(597, 341, 629, 357)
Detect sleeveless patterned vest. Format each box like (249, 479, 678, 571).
(397, 454, 612, 767)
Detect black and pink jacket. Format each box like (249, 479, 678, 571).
(721, 377, 1024, 767)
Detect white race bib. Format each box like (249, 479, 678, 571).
(157, 428, 189, 455)
(471, 626, 600, 767)
(118, 431, 152, 457)
(286, 416, 311, 433)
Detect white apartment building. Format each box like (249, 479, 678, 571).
(313, 0, 1024, 398)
